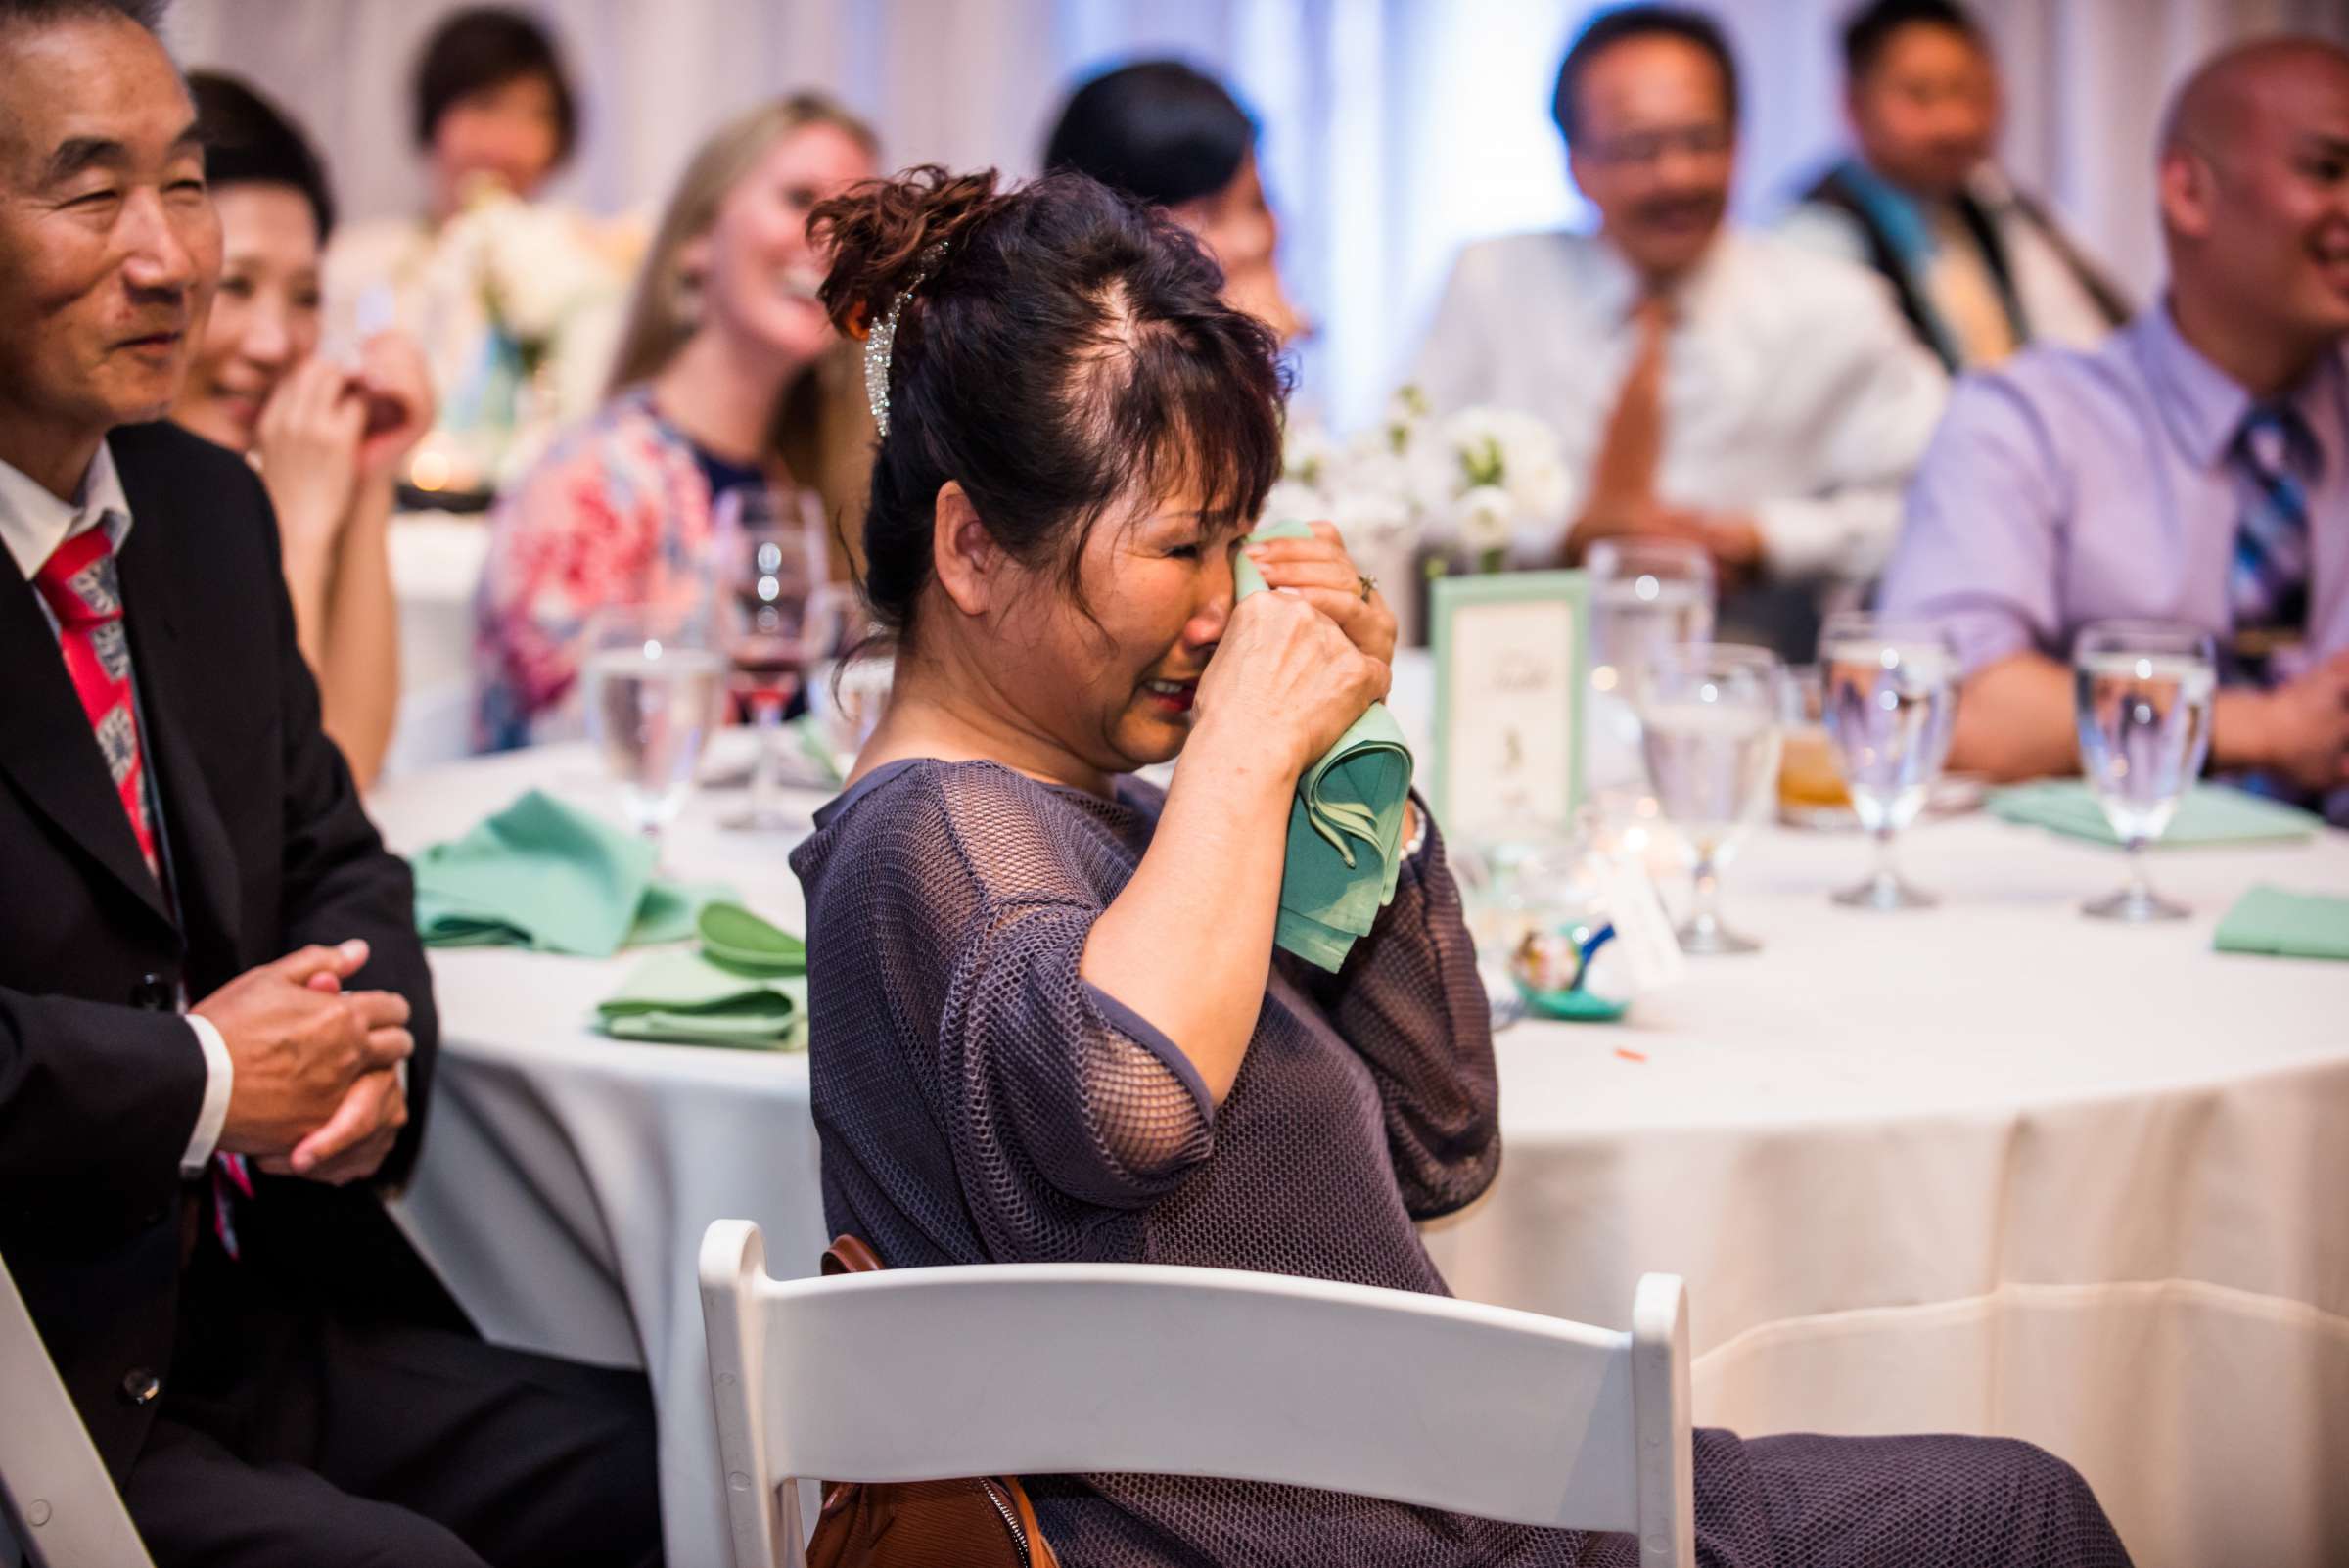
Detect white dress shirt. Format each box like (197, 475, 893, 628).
(0, 441, 233, 1178)
(1408, 225, 1949, 580)
(1776, 165, 2122, 362)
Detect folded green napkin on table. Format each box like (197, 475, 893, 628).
(1988, 781, 2322, 848)
(594, 901, 807, 1048)
(411, 789, 726, 956)
(1233, 520, 1415, 972)
(2214, 885, 2349, 960)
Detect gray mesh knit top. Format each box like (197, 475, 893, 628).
(790, 758, 2133, 1568)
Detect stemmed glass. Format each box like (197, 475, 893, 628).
(2073, 621, 2216, 921)
(1636, 642, 1785, 954)
(716, 485, 829, 831)
(582, 602, 724, 862)
(1819, 612, 1959, 909)
(1586, 538, 1717, 802)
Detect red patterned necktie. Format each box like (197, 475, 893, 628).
(32, 527, 158, 878)
(33, 526, 256, 1256)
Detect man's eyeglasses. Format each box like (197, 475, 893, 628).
(1581, 124, 1735, 167)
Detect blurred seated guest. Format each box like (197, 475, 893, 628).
(171, 72, 431, 789)
(1044, 58, 1306, 343)
(789, 162, 2131, 1568)
(1410, 4, 1946, 657)
(473, 94, 877, 749)
(0, 7, 660, 1563)
(325, 6, 626, 497)
(1883, 37, 2349, 821)
(1778, 0, 2131, 371)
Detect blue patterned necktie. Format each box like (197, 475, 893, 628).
(2225, 402, 2314, 686)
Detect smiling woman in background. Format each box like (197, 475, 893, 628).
(1044, 59, 1308, 345)
(472, 92, 879, 748)
(323, 7, 624, 497)
(325, 7, 579, 294)
(171, 72, 434, 788)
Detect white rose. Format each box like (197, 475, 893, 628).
(1258, 479, 1330, 530)
(1280, 421, 1341, 488)
(1454, 484, 1516, 555)
(1329, 482, 1413, 546)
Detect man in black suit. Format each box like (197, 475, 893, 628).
(0, 3, 661, 1563)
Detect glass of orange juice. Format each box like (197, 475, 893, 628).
(1777, 664, 1851, 820)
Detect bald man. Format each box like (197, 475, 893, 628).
(1882, 36, 2349, 820)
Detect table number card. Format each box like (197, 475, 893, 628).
(1427, 571, 1589, 843)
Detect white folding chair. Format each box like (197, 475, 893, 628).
(699, 1221, 1692, 1568)
(0, 1252, 155, 1568)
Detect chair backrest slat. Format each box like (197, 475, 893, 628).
(0, 1253, 156, 1567)
(700, 1222, 1691, 1568)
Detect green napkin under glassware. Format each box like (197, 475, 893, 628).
(1234, 519, 1415, 972)
(411, 790, 726, 956)
(594, 901, 808, 1048)
(1988, 780, 2322, 848)
(2214, 885, 2349, 961)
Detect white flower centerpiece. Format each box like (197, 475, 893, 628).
(1260, 388, 1572, 639)
(414, 178, 628, 489)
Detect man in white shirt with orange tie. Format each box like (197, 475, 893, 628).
(1409, 4, 1948, 656)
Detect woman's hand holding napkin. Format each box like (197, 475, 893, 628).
(1232, 518, 1415, 971)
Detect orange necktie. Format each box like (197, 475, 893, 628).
(1586, 295, 1671, 525)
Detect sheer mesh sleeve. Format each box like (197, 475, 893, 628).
(873, 764, 1216, 1255)
(1297, 804, 1498, 1220)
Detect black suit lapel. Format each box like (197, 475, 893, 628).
(0, 567, 176, 931)
(114, 493, 245, 970)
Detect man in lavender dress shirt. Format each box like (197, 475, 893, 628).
(1883, 37, 2349, 818)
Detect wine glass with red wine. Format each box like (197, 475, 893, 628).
(716, 485, 828, 831)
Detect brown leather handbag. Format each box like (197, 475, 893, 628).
(803, 1236, 1062, 1568)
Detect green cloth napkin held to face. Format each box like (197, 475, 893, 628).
(412, 789, 725, 957)
(594, 901, 809, 1048)
(1233, 519, 1416, 971)
(1988, 780, 2323, 848)
(2215, 885, 2349, 960)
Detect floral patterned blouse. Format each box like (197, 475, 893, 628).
(472, 386, 727, 751)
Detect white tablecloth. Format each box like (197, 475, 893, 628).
(369, 673, 2349, 1568)
(384, 513, 492, 778)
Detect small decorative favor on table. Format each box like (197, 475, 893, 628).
(1458, 823, 1668, 1025)
(1510, 922, 1629, 1023)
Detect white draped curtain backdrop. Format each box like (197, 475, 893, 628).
(165, 0, 2348, 431)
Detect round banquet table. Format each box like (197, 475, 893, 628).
(368, 665, 2349, 1568)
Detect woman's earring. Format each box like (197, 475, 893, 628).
(673, 271, 706, 330)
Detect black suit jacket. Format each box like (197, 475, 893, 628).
(0, 420, 443, 1480)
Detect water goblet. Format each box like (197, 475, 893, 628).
(1636, 642, 1785, 954)
(1586, 539, 1717, 807)
(2073, 621, 2217, 921)
(806, 647, 894, 779)
(582, 603, 724, 861)
(1819, 612, 1959, 909)
(717, 485, 829, 831)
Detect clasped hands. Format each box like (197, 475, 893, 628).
(192, 939, 415, 1188)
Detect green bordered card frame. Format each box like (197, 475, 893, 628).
(1427, 570, 1589, 843)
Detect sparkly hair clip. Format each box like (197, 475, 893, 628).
(859, 240, 948, 438)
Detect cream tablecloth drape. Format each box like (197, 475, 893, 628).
(371, 667, 2349, 1568)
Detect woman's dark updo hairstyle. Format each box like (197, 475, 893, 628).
(190, 71, 337, 241)
(1042, 60, 1256, 208)
(811, 164, 1286, 641)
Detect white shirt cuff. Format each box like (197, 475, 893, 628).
(179, 1013, 233, 1176)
